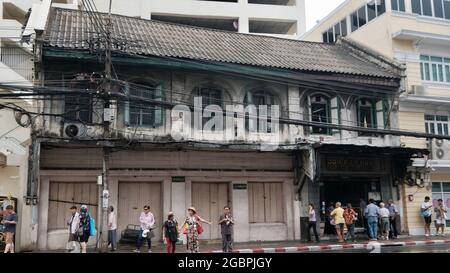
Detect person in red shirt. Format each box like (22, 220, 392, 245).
(343, 203, 358, 242)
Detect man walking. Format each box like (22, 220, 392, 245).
(1, 205, 17, 253)
(219, 206, 234, 253)
(434, 199, 448, 236)
(421, 196, 433, 237)
(387, 199, 399, 239)
(108, 206, 117, 251)
(66, 206, 79, 252)
(365, 199, 380, 241)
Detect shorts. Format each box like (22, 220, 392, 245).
(79, 231, 90, 243)
(335, 223, 345, 230)
(436, 219, 446, 225)
(381, 218, 390, 232)
(424, 216, 432, 224)
(68, 233, 77, 242)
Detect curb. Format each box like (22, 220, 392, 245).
(211, 239, 450, 253)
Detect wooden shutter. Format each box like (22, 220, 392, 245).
(154, 84, 163, 127)
(376, 100, 387, 129)
(330, 96, 340, 135)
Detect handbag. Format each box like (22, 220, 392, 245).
(196, 216, 204, 235)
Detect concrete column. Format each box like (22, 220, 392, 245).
(163, 178, 171, 216)
(288, 85, 302, 141)
(37, 177, 50, 250)
(172, 180, 186, 244)
(109, 178, 119, 213)
(238, 16, 249, 33)
(231, 181, 249, 242)
(284, 180, 295, 240)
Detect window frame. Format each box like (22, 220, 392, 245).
(425, 114, 450, 136)
(431, 182, 450, 228)
(244, 90, 278, 133)
(420, 54, 450, 83)
(308, 95, 332, 135)
(357, 98, 378, 134)
(412, 0, 450, 19)
(391, 0, 406, 11)
(126, 82, 164, 128)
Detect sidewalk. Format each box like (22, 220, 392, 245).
(60, 235, 450, 253)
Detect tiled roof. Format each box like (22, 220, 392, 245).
(44, 8, 399, 79)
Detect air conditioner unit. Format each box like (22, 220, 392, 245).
(431, 138, 449, 160)
(409, 85, 426, 96)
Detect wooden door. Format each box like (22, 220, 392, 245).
(192, 183, 229, 240)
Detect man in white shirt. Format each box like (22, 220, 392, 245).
(379, 202, 390, 240)
(421, 196, 433, 237)
(108, 206, 117, 251)
(67, 206, 80, 252)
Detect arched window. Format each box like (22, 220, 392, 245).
(64, 74, 94, 124)
(193, 86, 229, 128)
(244, 90, 278, 133)
(125, 82, 164, 127)
(307, 95, 331, 135)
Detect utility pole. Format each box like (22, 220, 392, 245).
(98, 0, 113, 253)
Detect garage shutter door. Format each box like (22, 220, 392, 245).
(48, 182, 98, 230)
(118, 182, 162, 242)
(192, 183, 229, 240)
(248, 182, 284, 223)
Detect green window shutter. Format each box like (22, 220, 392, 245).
(330, 97, 340, 135)
(124, 83, 130, 126)
(306, 96, 312, 134)
(376, 100, 385, 129)
(154, 84, 163, 127)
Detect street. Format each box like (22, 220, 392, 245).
(319, 244, 450, 253)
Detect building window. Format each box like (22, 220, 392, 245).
(245, 90, 277, 133)
(425, 115, 449, 135)
(322, 18, 347, 43)
(64, 94, 93, 123)
(195, 86, 226, 127)
(412, 0, 450, 19)
(392, 0, 406, 11)
(350, 0, 386, 33)
(126, 83, 164, 127)
(432, 182, 450, 227)
(307, 95, 331, 135)
(420, 55, 450, 83)
(357, 99, 377, 133)
(248, 182, 284, 223)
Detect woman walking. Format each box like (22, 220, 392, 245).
(78, 205, 91, 253)
(163, 212, 179, 253)
(330, 202, 345, 243)
(343, 203, 358, 242)
(134, 205, 155, 253)
(183, 207, 211, 253)
(307, 203, 320, 242)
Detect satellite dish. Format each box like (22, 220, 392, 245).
(65, 124, 79, 138)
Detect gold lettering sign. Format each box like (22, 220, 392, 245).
(324, 158, 382, 172)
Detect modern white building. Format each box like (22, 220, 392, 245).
(86, 0, 306, 38)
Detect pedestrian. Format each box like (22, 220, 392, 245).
(324, 202, 336, 235)
(421, 196, 433, 237)
(387, 199, 399, 239)
(78, 205, 91, 253)
(66, 206, 79, 252)
(107, 206, 117, 251)
(1, 205, 17, 253)
(183, 207, 211, 253)
(219, 206, 234, 252)
(379, 202, 390, 240)
(330, 202, 345, 243)
(162, 212, 179, 253)
(343, 203, 358, 242)
(134, 205, 155, 253)
(365, 199, 380, 241)
(307, 203, 319, 242)
(434, 199, 448, 237)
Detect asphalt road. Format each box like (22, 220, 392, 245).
(318, 243, 450, 253)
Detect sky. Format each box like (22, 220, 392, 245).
(305, 0, 346, 31)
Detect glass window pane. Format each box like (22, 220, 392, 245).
(358, 6, 367, 27)
(377, 0, 386, 15)
(445, 65, 450, 82)
(425, 122, 429, 133)
(434, 0, 444, 17)
(439, 115, 448, 121)
(432, 64, 438, 81)
(445, 0, 450, 19)
(334, 23, 341, 41)
(399, 0, 406, 11)
(341, 19, 347, 36)
(438, 123, 443, 134)
(431, 56, 443, 62)
(368, 1, 377, 21)
(438, 64, 444, 82)
(443, 183, 450, 192)
(421, 55, 430, 61)
(391, 0, 399, 10)
(351, 12, 358, 31)
(444, 124, 448, 135)
(432, 182, 442, 192)
(327, 28, 334, 43)
(322, 32, 328, 43)
(424, 63, 431, 80)
(421, 63, 425, 80)
(425, 115, 435, 121)
(423, 0, 433, 16)
(412, 0, 422, 14)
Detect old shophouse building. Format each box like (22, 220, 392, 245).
(21, 7, 422, 250)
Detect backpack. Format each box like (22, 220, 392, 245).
(89, 216, 97, 237)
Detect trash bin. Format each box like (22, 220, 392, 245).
(300, 217, 310, 242)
